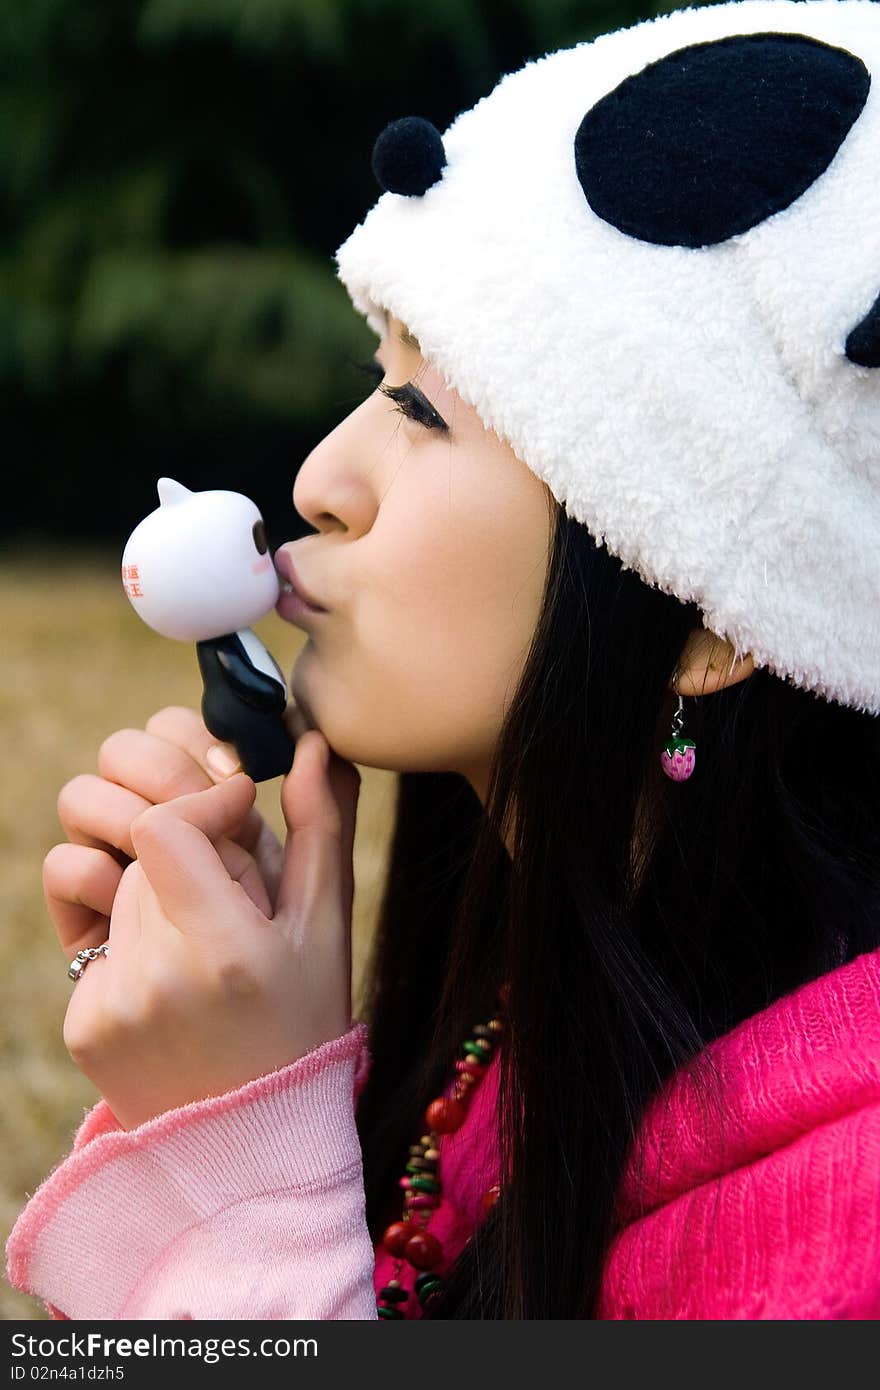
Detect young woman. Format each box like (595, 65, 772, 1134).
(7, 0, 880, 1319)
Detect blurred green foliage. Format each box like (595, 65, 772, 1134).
(0, 0, 709, 544)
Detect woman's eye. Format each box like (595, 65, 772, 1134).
(381, 382, 448, 433)
(354, 357, 448, 434)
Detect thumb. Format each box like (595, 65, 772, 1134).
(275, 732, 360, 931)
(130, 773, 259, 932)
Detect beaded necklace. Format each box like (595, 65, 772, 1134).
(376, 996, 506, 1318)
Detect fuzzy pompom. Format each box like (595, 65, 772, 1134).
(371, 117, 447, 196)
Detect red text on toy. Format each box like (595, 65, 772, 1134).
(122, 563, 144, 599)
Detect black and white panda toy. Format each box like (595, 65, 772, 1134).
(121, 478, 295, 781)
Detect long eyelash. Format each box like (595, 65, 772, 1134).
(380, 381, 449, 433)
(354, 357, 449, 434)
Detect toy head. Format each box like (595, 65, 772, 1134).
(121, 478, 279, 641)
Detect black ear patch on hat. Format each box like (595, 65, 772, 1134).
(371, 116, 447, 196)
(845, 291, 880, 367)
(574, 32, 870, 248)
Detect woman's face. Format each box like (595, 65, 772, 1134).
(276, 312, 554, 800)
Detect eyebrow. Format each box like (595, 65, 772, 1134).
(382, 307, 421, 353)
(397, 325, 421, 351)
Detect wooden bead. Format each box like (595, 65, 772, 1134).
(379, 1284, 409, 1304)
(415, 1271, 444, 1294)
(456, 1058, 486, 1076)
(406, 1155, 437, 1171)
(409, 1174, 441, 1193)
(382, 1220, 414, 1257)
(405, 1229, 443, 1270)
(406, 1193, 441, 1209)
(424, 1149, 440, 1161)
(416, 1274, 444, 1308)
(425, 1097, 466, 1133)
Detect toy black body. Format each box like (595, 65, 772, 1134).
(197, 632, 295, 782)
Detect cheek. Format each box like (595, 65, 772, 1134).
(363, 470, 532, 659)
(292, 452, 550, 771)
(357, 484, 543, 729)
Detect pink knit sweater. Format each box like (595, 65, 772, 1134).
(6, 944, 880, 1320)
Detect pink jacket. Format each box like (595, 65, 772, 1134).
(6, 943, 880, 1320)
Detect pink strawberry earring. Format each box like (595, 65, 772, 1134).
(661, 667, 696, 782)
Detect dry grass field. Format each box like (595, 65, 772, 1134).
(0, 545, 397, 1319)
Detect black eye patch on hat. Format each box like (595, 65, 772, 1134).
(574, 31, 870, 248)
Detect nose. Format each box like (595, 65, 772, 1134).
(292, 406, 378, 536)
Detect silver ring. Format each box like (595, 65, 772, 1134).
(68, 942, 110, 982)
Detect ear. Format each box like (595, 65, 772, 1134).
(671, 628, 754, 697)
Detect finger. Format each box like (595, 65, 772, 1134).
(99, 725, 215, 803)
(283, 706, 361, 922)
(56, 763, 262, 880)
(104, 716, 263, 856)
(214, 834, 273, 917)
(145, 706, 239, 784)
(43, 843, 124, 956)
(142, 707, 264, 850)
(57, 774, 149, 864)
(102, 858, 141, 955)
(130, 773, 262, 932)
(326, 749, 361, 927)
(275, 733, 361, 931)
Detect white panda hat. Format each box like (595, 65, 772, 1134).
(335, 0, 880, 717)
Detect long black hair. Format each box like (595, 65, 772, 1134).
(354, 496, 880, 1318)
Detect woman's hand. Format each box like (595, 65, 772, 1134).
(43, 704, 310, 965)
(59, 730, 361, 1130)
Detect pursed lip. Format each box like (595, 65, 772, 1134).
(273, 546, 329, 612)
